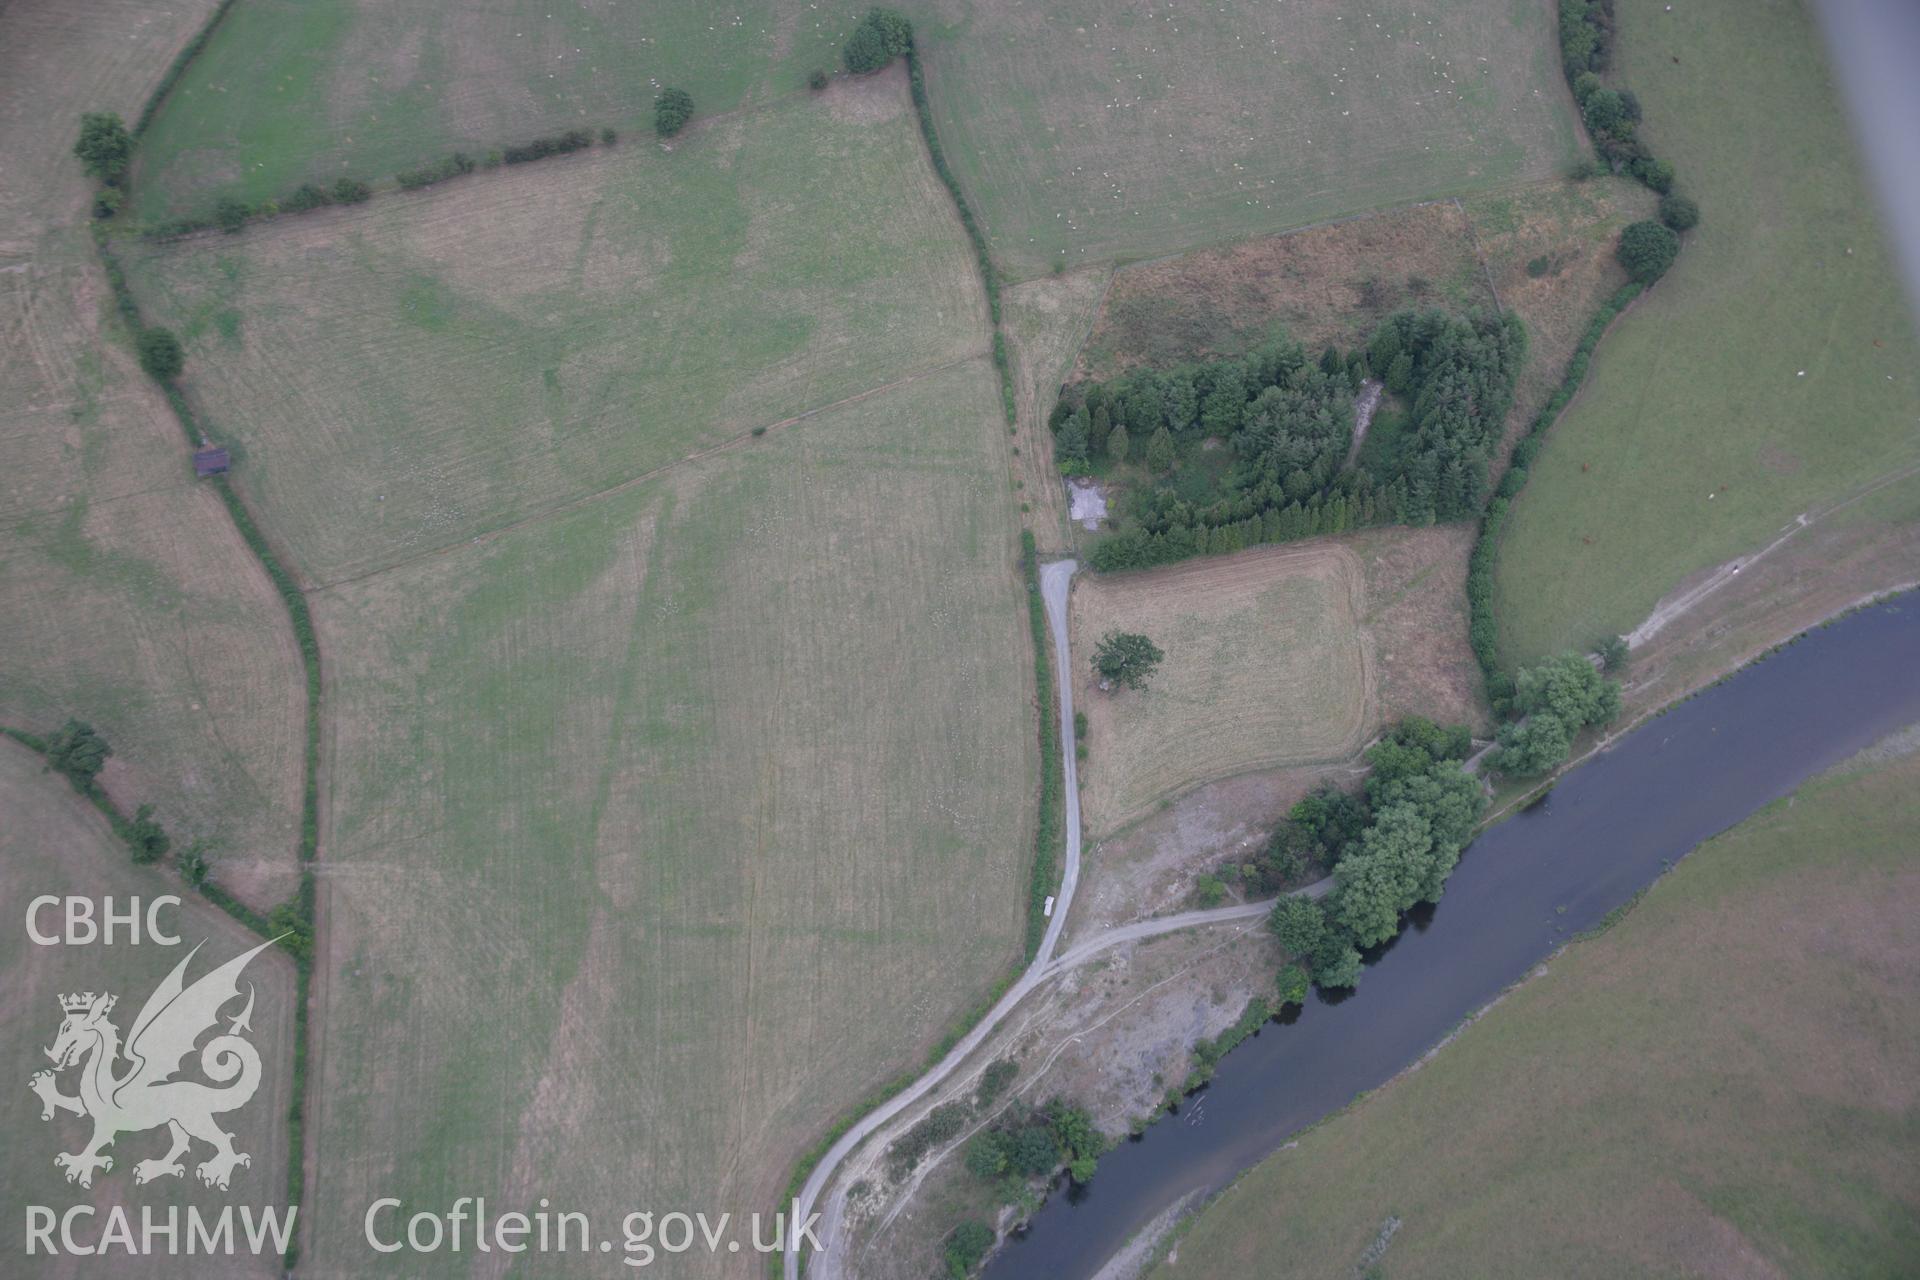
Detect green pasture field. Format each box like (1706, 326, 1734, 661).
(302, 360, 1035, 1268)
(125, 74, 988, 583)
(0, 0, 305, 910)
(918, 0, 1580, 277)
(0, 738, 298, 1275)
(1494, 0, 1920, 663)
(131, 0, 862, 221)
(1157, 732, 1920, 1278)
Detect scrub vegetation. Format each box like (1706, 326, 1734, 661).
(1265, 717, 1483, 990)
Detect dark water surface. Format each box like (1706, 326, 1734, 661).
(992, 597, 1920, 1279)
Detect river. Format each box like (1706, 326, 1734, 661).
(989, 595, 1920, 1279)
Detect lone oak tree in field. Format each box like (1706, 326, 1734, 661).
(1092, 631, 1163, 691)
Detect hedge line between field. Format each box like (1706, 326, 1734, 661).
(6, 720, 311, 1240)
(1467, 281, 1644, 711)
(144, 125, 612, 238)
(130, 0, 606, 241)
(906, 43, 1017, 427)
(1472, 3, 1695, 713)
(99, 42, 324, 1251)
(1019, 530, 1063, 959)
(132, 0, 242, 138)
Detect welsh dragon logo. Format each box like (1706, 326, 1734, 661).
(29, 938, 275, 1191)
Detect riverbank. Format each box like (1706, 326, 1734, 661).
(1153, 720, 1920, 1277)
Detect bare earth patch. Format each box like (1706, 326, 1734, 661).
(1619, 469, 1920, 723)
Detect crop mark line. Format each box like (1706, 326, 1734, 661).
(307, 352, 987, 593)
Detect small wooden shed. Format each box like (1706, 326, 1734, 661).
(193, 446, 230, 477)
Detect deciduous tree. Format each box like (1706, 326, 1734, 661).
(843, 7, 912, 73)
(136, 327, 185, 381)
(1617, 220, 1679, 283)
(1091, 631, 1163, 691)
(654, 87, 694, 137)
(46, 719, 111, 790)
(73, 113, 132, 184)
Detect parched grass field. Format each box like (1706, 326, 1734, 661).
(119, 43, 1044, 1275)
(131, 0, 862, 221)
(0, 738, 296, 1276)
(303, 361, 1034, 1270)
(920, 0, 1580, 276)
(1068, 174, 1648, 424)
(1075, 199, 1493, 381)
(1155, 733, 1920, 1279)
(125, 71, 988, 584)
(1494, 0, 1920, 663)
(1071, 544, 1370, 837)
(0, 0, 306, 909)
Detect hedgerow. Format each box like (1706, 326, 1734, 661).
(906, 43, 1015, 426)
(1465, 282, 1643, 711)
(93, 200, 320, 1268)
(132, 0, 243, 137)
(1468, 1, 1681, 710)
(1020, 531, 1062, 958)
(396, 151, 475, 191)
(1561, 1, 1699, 209)
(502, 128, 593, 165)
